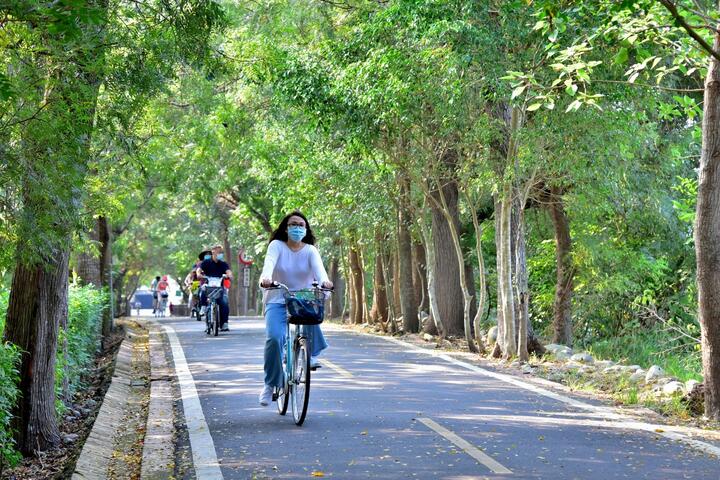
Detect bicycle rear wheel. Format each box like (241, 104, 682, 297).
(212, 303, 219, 336)
(205, 305, 213, 335)
(277, 368, 289, 415)
(291, 337, 311, 426)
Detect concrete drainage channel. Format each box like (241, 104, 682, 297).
(71, 319, 177, 480)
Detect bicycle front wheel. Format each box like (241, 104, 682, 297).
(213, 303, 219, 336)
(205, 306, 213, 335)
(291, 337, 311, 426)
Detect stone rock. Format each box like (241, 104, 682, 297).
(487, 326, 498, 344)
(595, 360, 615, 368)
(554, 350, 572, 361)
(578, 366, 595, 375)
(63, 433, 79, 443)
(624, 365, 642, 372)
(86, 398, 97, 408)
(545, 344, 573, 355)
(663, 381, 685, 396)
(64, 415, 77, 422)
(510, 361, 521, 368)
(629, 370, 646, 383)
(571, 352, 594, 364)
(685, 379, 701, 394)
(645, 365, 665, 383)
(422, 333, 434, 342)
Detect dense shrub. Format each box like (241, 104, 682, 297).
(0, 292, 21, 470)
(56, 284, 107, 405)
(0, 285, 106, 468)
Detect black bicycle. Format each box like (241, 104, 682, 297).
(201, 276, 227, 337)
(265, 282, 331, 425)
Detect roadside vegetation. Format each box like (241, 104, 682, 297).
(2, 0, 720, 471)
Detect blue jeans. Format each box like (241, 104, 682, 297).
(200, 288, 229, 327)
(264, 302, 328, 387)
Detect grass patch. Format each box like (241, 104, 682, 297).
(585, 330, 701, 382)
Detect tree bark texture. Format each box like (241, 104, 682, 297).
(512, 196, 529, 361)
(548, 187, 574, 346)
(349, 242, 365, 324)
(4, 247, 70, 453)
(413, 240, 428, 315)
(398, 175, 418, 333)
(496, 186, 516, 358)
(419, 217, 445, 337)
(696, 24, 720, 420)
(329, 257, 345, 319)
(429, 161, 464, 336)
(370, 231, 389, 325)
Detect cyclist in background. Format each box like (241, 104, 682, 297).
(197, 245, 233, 331)
(157, 275, 170, 315)
(258, 211, 333, 406)
(150, 275, 161, 313)
(185, 250, 211, 317)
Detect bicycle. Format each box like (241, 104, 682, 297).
(155, 293, 169, 318)
(265, 282, 331, 426)
(201, 275, 228, 337)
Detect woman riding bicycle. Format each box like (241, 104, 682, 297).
(259, 211, 333, 406)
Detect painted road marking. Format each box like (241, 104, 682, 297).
(323, 325, 720, 458)
(163, 325, 224, 480)
(418, 417, 512, 474)
(320, 358, 353, 378)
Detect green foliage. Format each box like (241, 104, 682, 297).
(0, 292, 21, 469)
(56, 285, 107, 402)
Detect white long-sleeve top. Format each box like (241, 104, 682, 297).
(260, 240, 330, 305)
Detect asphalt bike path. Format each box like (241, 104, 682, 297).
(161, 316, 719, 479)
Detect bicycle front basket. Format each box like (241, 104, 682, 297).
(286, 295, 324, 325)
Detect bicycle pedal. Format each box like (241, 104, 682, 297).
(311, 365, 321, 371)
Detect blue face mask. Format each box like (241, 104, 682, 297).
(216, 253, 224, 261)
(288, 226, 306, 242)
(204, 254, 211, 260)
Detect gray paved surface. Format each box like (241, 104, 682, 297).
(162, 316, 720, 479)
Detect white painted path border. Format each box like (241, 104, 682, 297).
(324, 324, 720, 458)
(163, 325, 225, 480)
(418, 417, 512, 474)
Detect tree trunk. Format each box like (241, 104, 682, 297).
(398, 175, 418, 333)
(221, 223, 238, 316)
(329, 256, 344, 319)
(349, 242, 365, 324)
(413, 240, 428, 315)
(419, 217, 444, 337)
(429, 163, 464, 336)
(696, 23, 720, 421)
(548, 187, 574, 346)
(98, 216, 113, 339)
(370, 231, 389, 325)
(465, 190, 488, 353)
(4, 247, 70, 454)
(496, 186, 516, 358)
(435, 174, 478, 352)
(513, 194, 529, 362)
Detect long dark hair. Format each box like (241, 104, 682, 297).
(269, 211, 316, 245)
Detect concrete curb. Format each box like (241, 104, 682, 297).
(140, 322, 176, 479)
(72, 328, 136, 479)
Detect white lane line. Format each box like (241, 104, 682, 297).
(325, 325, 720, 458)
(319, 358, 353, 378)
(418, 417, 512, 474)
(163, 325, 224, 480)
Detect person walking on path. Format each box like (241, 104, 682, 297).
(258, 211, 333, 406)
